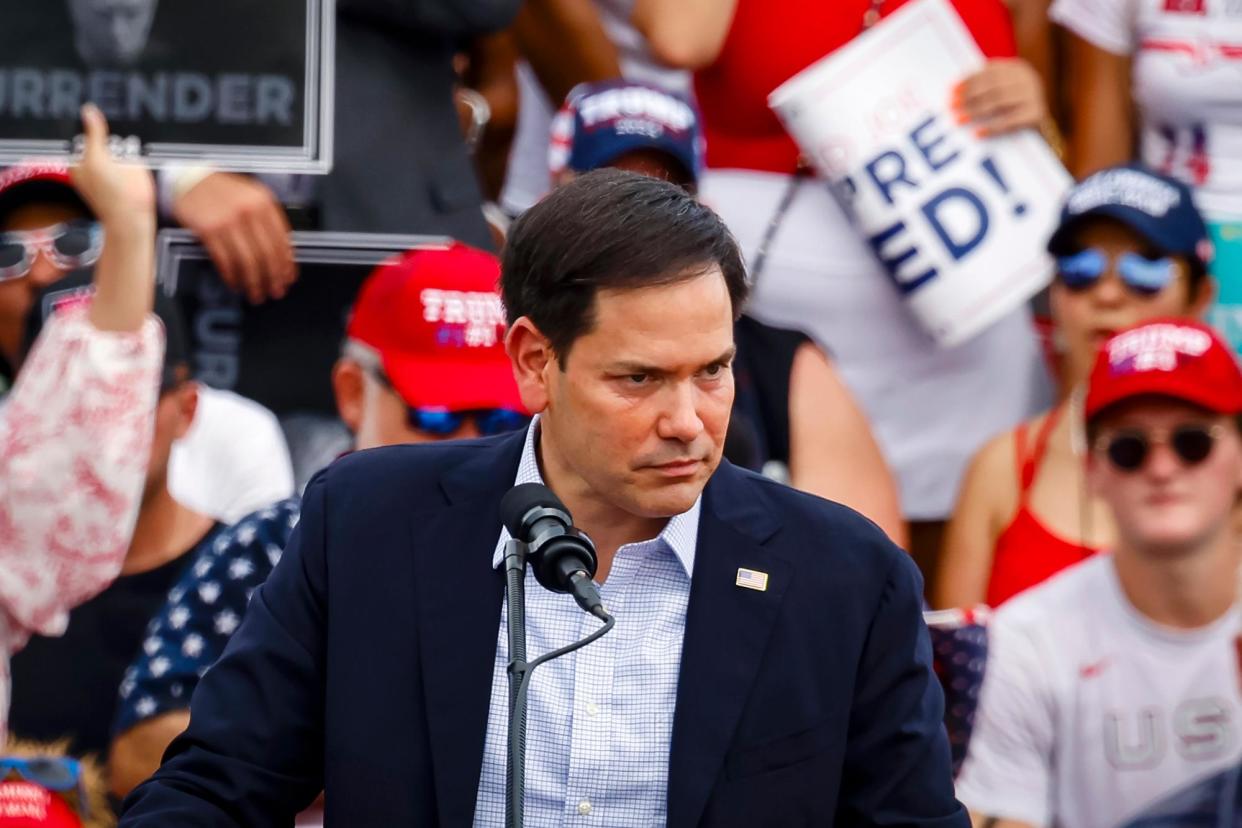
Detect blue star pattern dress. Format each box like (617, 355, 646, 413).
(113, 498, 302, 736)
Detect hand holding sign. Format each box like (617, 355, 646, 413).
(953, 58, 1047, 138)
(172, 172, 297, 305)
(769, 0, 1071, 346)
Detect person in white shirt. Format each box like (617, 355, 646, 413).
(956, 317, 1242, 828)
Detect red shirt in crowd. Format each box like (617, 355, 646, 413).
(695, 0, 1019, 174)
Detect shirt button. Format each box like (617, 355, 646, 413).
(585, 701, 599, 717)
(578, 799, 592, 816)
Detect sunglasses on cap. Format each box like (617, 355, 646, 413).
(1095, 423, 1226, 472)
(0, 220, 102, 281)
(1056, 248, 1179, 297)
(0, 756, 88, 815)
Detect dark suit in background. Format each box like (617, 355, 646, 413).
(319, 0, 518, 244)
(119, 431, 967, 827)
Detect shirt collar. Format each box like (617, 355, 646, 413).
(491, 414, 700, 576)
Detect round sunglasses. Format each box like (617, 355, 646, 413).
(1056, 248, 1178, 297)
(1095, 423, 1226, 472)
(0, 220, 103, 281)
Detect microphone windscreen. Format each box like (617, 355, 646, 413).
(499, 482, 566, 539)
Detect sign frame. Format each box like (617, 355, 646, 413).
(0, 0, 337, 174)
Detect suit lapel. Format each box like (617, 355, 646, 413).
(413, 433, 524, 827)
(667, 465, 791, 828)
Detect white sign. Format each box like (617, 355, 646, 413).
(769, 0, 1071, 346)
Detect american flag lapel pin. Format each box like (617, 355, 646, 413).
(735, 567, 769, 592)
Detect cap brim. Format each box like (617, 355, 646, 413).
(1086, 375, 1242, 422)
(1047, 205, 1183, 258)
(581, 135, 697, 185)
(382, 352, 526, 413)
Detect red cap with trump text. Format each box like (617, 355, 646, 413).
(345, 242, 525, 413)
(1084, 319, 1242, 422)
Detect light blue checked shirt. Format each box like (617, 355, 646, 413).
(473, 417, 700, 827)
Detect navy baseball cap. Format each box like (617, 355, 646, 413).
(1047, 164, 1212, 268)
(549, 80, 703, 185)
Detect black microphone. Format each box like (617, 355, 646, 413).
(500, 483, 606, 619)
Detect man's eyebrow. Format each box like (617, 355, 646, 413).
(605, 347, 736, 375)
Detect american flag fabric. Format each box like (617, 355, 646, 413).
(114, 499, 301, 737)
(924, 606, 990, 777)
(0, 306, 163, 748)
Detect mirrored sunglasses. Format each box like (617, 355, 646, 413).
(1097, 423, 1226, 472)
(408, 407, 530, 437)
(1056, 247, 1178, 297)
(0, 220, 103, 281)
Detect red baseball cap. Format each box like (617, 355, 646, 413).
(0, 780, 81, 828)
(1084, 318, 1242, 421)
(0, 163, 89, 223)
(346, 243, 524, 413)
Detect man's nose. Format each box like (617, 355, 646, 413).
(656, 382, 705, 444)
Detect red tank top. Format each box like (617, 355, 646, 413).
(694, 0, 1018, 173)
(985, 407, 1099, 607)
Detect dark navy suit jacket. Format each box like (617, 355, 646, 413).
(120, 431, 967, 827)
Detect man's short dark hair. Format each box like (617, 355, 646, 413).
(501, 168, 748, 366)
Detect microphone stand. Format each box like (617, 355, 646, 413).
(503, 538, 530, 828)
(502, 540, 618, 828)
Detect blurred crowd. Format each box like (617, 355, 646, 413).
(1, 0, 1242, 825)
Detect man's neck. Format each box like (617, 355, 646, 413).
(124, 483, 213, 576)
(1112, 529, 1240, 629)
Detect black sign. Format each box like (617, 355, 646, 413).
(0, 0, 334, 172)
(158, 230, 451, 416)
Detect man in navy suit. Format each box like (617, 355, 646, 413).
(120, 169, 967, 827)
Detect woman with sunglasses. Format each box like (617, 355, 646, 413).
(0, 104, 162, 748)
(957, 318, 1242, 828)
(935, 164, 1215, 609)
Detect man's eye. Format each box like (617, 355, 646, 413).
(703, 364, 723, 377)
(627, 374, 649, 385)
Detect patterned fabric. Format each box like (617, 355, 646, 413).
(0, 305, 163, 746)
(473, 417, 701, 827)
(114, 499, 301, 736)
(924, 607, 990, 777)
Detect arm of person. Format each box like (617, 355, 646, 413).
(110, 501, 296, 799)
(512, 0, 622, 106)
(835, 548, 968, 826)
(786, 343, 907, 548)
(933, 430, 1017, 609)
(119, 483, 329, 825)
(110, 711, 192, 800)
(629, 0, 739, 70)
(1048, 0, 1134, 175)
(0, 105, 163, 644)
(169, 172, 295, 306)
(1008, 0, 1060, 127)
(461, 31, 522, 201)
(954, 611, 1057, 828)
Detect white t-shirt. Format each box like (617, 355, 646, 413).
(499, 0, 691, 214)
(1050, 0, 1242, 220)
(956, 554, 1242, 828)
(169, 386, 295, 523)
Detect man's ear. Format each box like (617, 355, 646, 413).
(505, 317, 554, 415)
(332, 359, 365, 433)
